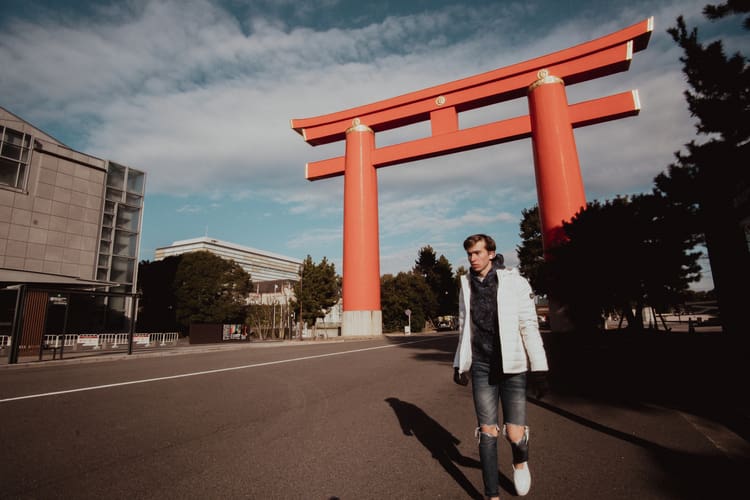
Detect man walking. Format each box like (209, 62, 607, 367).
(453, 234, 549, 499)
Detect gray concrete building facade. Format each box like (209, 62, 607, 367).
(1, 106, 145, 291)
(0, 106, 145, 359)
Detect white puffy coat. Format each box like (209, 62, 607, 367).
(453, 267, 548, 375)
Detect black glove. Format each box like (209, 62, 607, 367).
(529, 371, 549, 399)
(453, 367, 469, 386)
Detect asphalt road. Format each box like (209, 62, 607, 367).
(1, 333, 745, 499)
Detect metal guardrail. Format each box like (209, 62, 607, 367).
(0, 333, 180, 359)
(41, 332, 180, 350)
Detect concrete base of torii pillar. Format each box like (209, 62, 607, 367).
(342, 310, 383, 337)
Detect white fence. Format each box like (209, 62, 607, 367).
(42, 334, 79, 348)
(0, 333, 179, 351)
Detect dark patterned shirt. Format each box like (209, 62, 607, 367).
(469, 264, 500, 367)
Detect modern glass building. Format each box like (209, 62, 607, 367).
(96, 161, 145, 315)
(0, 106, 145, 358)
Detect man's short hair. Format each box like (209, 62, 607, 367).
(463, 234, 496, 252)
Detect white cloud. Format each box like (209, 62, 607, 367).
(1, 0, 708, 196)
(175, 204, 200, 213)
(0, 0, 723, 280)
(287, 226, 342, 249)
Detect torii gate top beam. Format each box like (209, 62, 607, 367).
(291, 17, 653, 180)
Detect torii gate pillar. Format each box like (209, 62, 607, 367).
(528, 69, 587, 251)
(342, 122, 382, 336)
(528, 70, 588, 332)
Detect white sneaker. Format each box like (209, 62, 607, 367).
(513, 462, 531, 496)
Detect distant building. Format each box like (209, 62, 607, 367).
(249, 279, 296, 306)
(154, 236, 301, 283)
(155, 237, 303, 338)
(0, 106, 145, 361)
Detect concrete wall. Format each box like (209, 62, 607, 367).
(1, 110, 106, 280)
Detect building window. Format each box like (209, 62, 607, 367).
(0, 126, 31, 190)
(97, 161, 144, 293)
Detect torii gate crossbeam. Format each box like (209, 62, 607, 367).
(291, 18, 653, 336)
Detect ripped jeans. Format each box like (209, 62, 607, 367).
(471, 360, 527, 498)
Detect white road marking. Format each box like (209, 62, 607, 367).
(0, 337, 441, 403)
(679, 410, 750, 462)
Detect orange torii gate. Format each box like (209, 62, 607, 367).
(292, 18, 653, 336)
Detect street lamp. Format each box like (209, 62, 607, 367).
(298, 263, 303, 339)
(284, 281, 291, 339)
(272, 284, 278, 338)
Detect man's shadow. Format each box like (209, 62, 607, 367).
(385, 397, 514, 499)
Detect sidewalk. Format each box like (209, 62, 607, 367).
(541, 330, 750, 448)
(0, 332, 392, 368)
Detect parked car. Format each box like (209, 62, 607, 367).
(436, 315, 457, 331)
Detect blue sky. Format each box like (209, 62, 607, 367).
(1, 0, 742, 290)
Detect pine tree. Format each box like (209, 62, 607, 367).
(291, 255, 339, 325)
(655, 3, 750, 337)
(517, 205, 545, 291)
(173, 251, 253, 329)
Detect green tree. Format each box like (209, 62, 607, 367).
(435, 255, 458, 316)
(173, 251, 253, 330)
(516, 205, 545, 292)
(539, 195, 701, 331)
(413, 245, 439, 320)
(380, 272, 434, 332)
(246, 304, 276, 340)
(291, 255, 339, 326)
(413, 245, 457, 319)
(656, 4, 749, 337)
(454, 265, 468, 289)
(414, 245, 438, 275)
(703, 0, 750, 28)
(137, 255, 182, 333)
